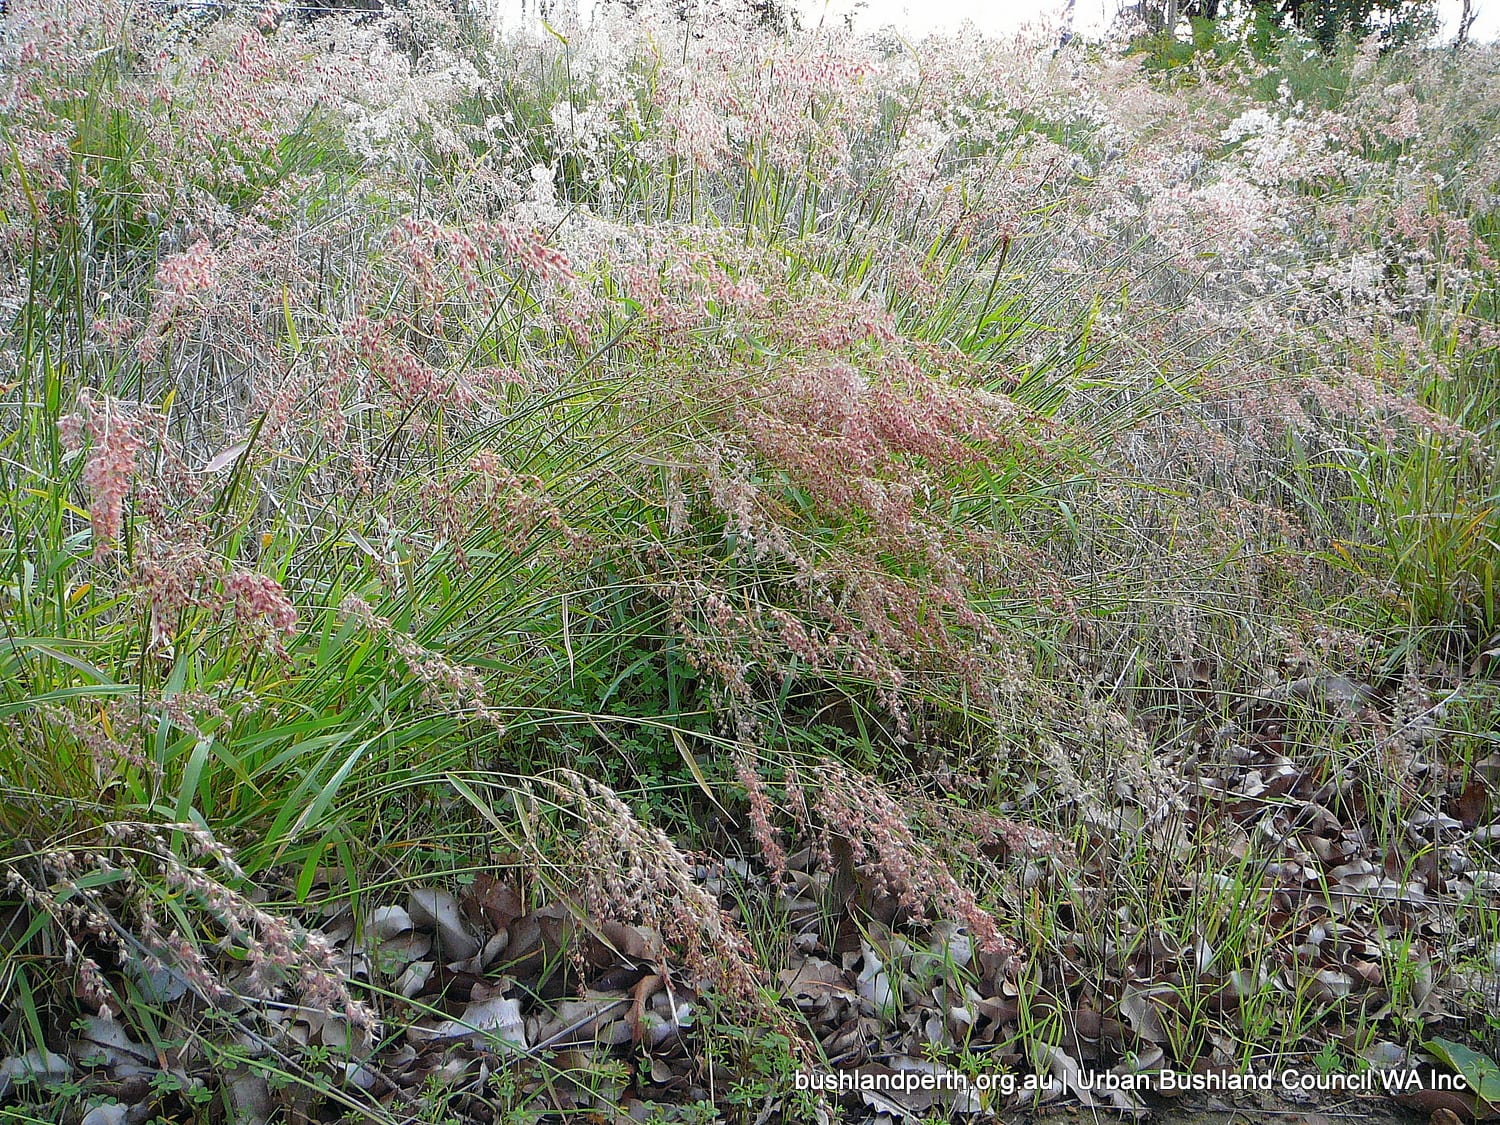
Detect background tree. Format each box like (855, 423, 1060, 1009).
(1126, 0, 1437, 49)
(1271, 0, 1438, 50)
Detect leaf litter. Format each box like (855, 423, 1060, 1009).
(5, 673, 1499, 1123)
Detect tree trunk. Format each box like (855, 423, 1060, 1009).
(1457, 0, 1478, 44)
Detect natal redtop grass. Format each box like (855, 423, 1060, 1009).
(1, 0, 1498, 1120)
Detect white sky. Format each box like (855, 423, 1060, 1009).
(502, 0, 1500, 43)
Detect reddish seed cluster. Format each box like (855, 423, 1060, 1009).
(139, 239, 221, 363)
(7, 820, 373, 1029)
(810, 760, 1019, 963)
(388, 216, 577, 325)
(448, 450, 587, 555)
(734, 748, 787, 881)
(88, 315, 136, 345)
(223, 569, 299, 643)
(338, 314, 439, 406)
(655, 35, 877, 182)
(486, 220, 577, 283)
(157, 237, 219, 293)
(623, 243, 771, 333)
(60, 393, 152, 557)
(35, 699, 161, 790)
(341, 595, 505, 731)
(545, 771, 795, 1037)
(135, 536, 219, 650)
(55, 389, 300, 651)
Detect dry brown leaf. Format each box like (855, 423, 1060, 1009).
(1455, 780, 1492, 831)
(1118, 984, 1171, 1044)
(463, 873, 525, 931)
(628, 973, 665, 1044)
